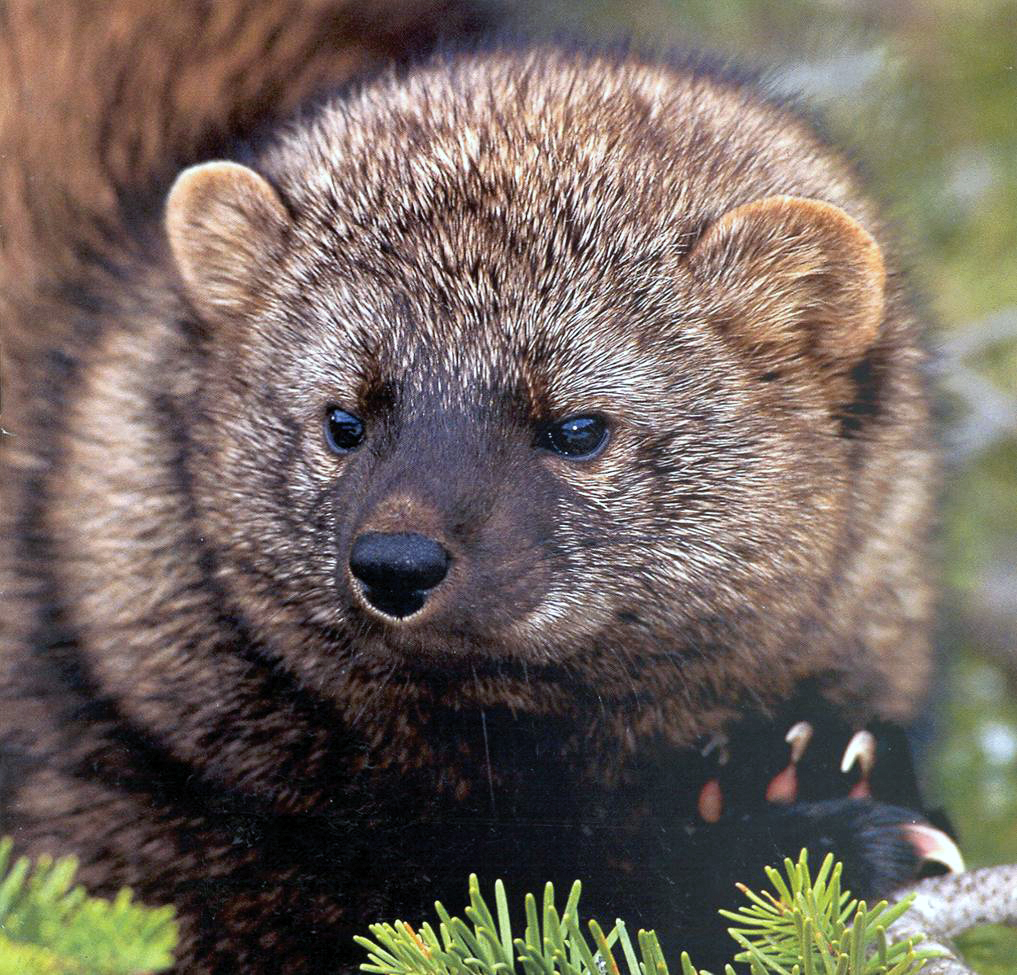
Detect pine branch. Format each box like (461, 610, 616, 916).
(720, 852, 935, 975)
(0, 838, 178, 975)
(355, 852, 938, 975)
(12, 831, 1011, 975)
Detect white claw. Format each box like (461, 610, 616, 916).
(905, 824, 967, 874)
(785, 721, 814, 764)
(840, 729, 877, 776)
(700, 733, 730, 766)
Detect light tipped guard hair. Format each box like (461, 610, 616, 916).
(165, 161, 290, 320)
(687, 195, 886, 376)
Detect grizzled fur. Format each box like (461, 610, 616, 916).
(1, 1, 936, 971)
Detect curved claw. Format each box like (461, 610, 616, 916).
(841, 729, 876, 776)
(785, 721, 814, 764)
(699, 733, 730, 766)
(765, 721, 814, 803)
(904, 824, 966, 874)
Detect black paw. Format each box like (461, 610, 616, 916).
(756, 722, 919, 806)
(695, 707, 935, 825)
(719, 798, 929, 898)
(672, 707, 965, 968)
(662, 797, 950, 969)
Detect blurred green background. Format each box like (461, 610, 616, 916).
(521, 0, 1017, 967)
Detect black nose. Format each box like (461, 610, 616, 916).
(349, 532, 450, 618)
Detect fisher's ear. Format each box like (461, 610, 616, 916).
(165, 161, 290, 321)
(686, 195, 885, 373)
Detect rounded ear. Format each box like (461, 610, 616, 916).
(165, 161, 290, 320)
(686, 195, 885, 372)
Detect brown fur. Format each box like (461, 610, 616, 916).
(1, 2, 934, 971)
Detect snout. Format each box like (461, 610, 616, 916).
(348, 531, 451, 620)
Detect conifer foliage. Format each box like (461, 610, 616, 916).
(0, 838, 177, 975)
(0, 836, 938, 975)
(356, 852, 938, 975)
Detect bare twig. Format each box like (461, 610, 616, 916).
(937, 307, 1017, 362)
(890, 864, 1017, 975)
(929, 305, 1017, 463)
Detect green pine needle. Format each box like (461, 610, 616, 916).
(0, 836, 944, 975)
(356, 853, 940, 975)
(0, 837, 177, 975)
(720, 852, 939, 975)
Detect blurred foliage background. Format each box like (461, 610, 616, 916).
(519, 0, 1017, 967)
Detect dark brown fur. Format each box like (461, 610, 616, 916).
(1, 2, 935, 971)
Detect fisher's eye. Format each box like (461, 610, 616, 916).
(324, 406, 365, 454)
(537, 414, 609, 460)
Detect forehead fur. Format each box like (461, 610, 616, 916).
(261, 46, 871, 256)
(248, 46, 874, 412)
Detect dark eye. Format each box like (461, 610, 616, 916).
(539, 414, 609, 460)
(324, 406, 365, 454)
